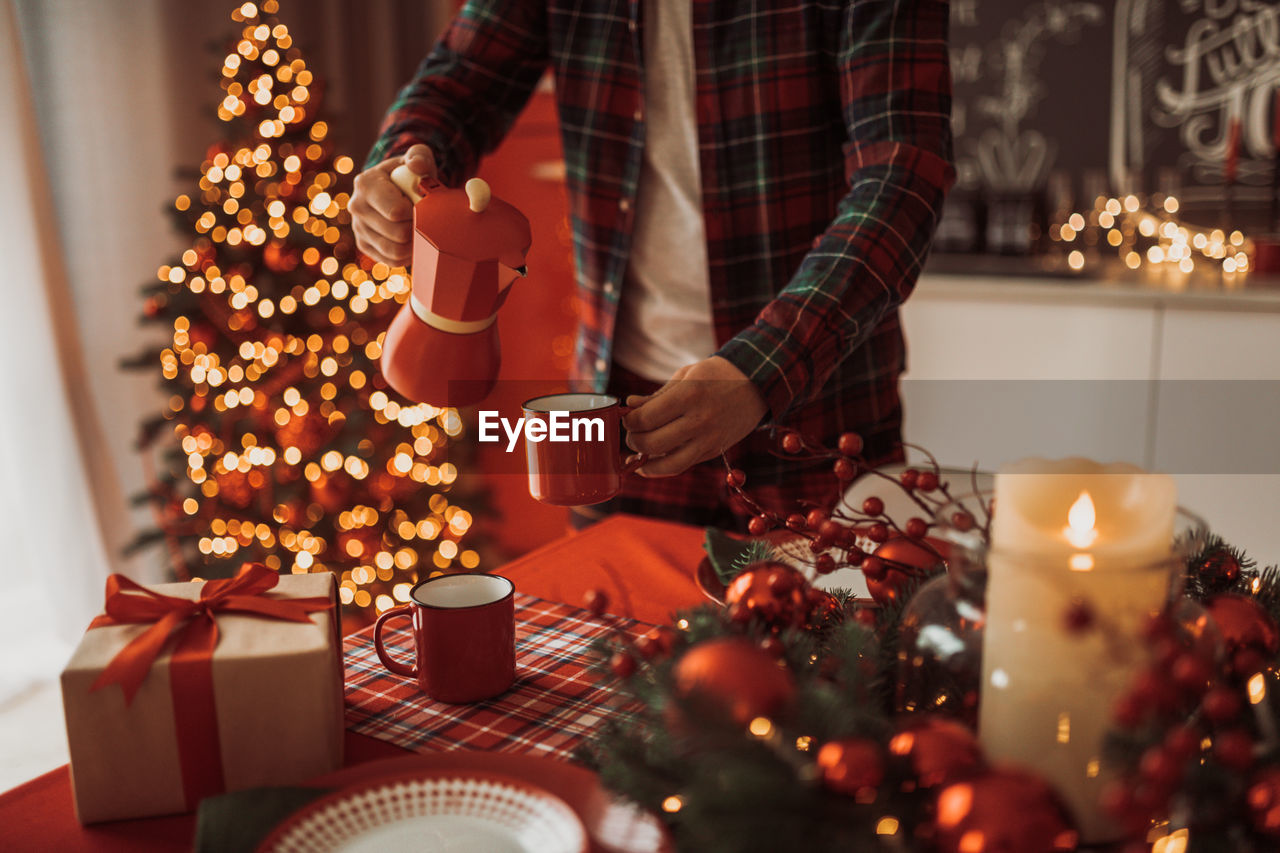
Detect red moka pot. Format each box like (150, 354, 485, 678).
(380, 167, 531, 407)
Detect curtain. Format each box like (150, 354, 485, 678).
(0, 0, 117, 700)
(1, 0, 452, 701)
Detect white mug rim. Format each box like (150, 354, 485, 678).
(522, 392, 620, 414)
(409, 573, 514, 610)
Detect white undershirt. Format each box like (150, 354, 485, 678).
(611, 0, 716, 383)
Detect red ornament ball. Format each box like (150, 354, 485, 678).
(888, 716, 983, 789)
(865, 537, 943, 607)
(747, 515, 771, 536)
(833, 458, 857, 481)
(934, 767, 1079, 853)
(899, 468, 920, 490)
(725, 562, 812, 630)
(814, 554, 837, 575)
(780, 432, 804, 454)
(862, 496, 885, 517)
(672, 637, 796, 726)
(1206, 594, 1280, 665)
(726, 468, 746, 487)
(917, 470, 940, 492)
(817, 738, 885, 799)
(1248, 767, 1280, 838)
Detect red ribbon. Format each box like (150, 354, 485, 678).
(88, 563, 332, 807)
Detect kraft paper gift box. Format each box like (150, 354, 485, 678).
(60, 566, 344, 824)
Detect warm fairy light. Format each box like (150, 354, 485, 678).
(748, 717, 774, 738)
(1064, 492, 1097, 548)
(875, 817, 900, 836)
(661, 796, 684, 813)
(1152, 828, 1189, 853)
(1249, 672, 1267, 703)
(1067, 250, 1085, 271)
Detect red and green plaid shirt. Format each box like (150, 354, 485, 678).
(368, 0, 953, 520)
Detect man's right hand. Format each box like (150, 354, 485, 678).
(350, 144, 439, 267)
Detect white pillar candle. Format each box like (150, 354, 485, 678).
(980, 457, 1177, 842)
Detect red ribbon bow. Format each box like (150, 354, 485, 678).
(87, 563, 333, 806)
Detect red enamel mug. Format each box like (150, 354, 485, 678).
(521, 393, 646, 506)
(372, 573, 516, 704)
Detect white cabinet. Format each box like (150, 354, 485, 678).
(900, 283, 1155, 475)
(898, 274, 1280, 563)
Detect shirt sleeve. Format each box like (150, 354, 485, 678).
(715, 0, 955, 422)
(363, 0, 550, 186)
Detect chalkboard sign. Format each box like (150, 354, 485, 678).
(1116, 0, 1280, 228)
(934, 0, 1280, 253)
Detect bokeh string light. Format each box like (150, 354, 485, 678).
(128, 0, 484, 616)
(1051, 192, 1251, 278)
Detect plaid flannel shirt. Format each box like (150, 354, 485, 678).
(367, 0, 953, 518)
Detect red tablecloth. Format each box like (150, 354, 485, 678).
(0, 514, 707, 852)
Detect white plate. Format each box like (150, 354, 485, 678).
(259, 772, 588, 853)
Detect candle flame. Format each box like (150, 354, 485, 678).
(1064, 491, 1098, 548)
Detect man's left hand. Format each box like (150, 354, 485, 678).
(623, 356, 768, 477)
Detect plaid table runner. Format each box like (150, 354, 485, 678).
(343, 593, 653, 760)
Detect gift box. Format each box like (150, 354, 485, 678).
(60, 565, 344, 823)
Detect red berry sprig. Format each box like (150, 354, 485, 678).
(720, 433, 972, 592)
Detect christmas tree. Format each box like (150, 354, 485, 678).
(124, 0, 485, 617)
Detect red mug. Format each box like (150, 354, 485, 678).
(373, 573, 516, 704)
(521, 393, 646, 506)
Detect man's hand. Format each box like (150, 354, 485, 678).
(623, 356, 768, 477)
(349, 144, 439, 267)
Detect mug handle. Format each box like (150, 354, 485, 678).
(373, 605, 418, 679)
(617, 405, 647, 474)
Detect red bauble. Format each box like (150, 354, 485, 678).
(935, 767, 1079, 853)
(888, 717, 983, 789)
(725, 562, 811, 630)
(1247, 767, 1280, 838)
(865, 537, 943, 606)
(1206, 594, 1280, 669)
(817, 738, 885, 799)
(672, 637, 796, 727)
